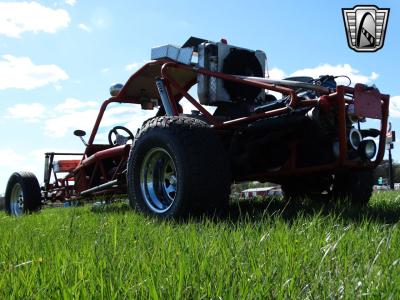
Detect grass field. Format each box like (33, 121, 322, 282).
(1, 192, 400, 299)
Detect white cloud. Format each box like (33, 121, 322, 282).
(0, 55, 68, 90)
(3, 98, 100, 137)
(90, 7, 112, 29)
(267, 67, 286, 79)
(290, 64, 378, 86)
(101, 67, 110, 73)
(55, 98, 98, 113)
(44, 99, 155, 138)
(125, 63, 140, 71)
(125, 61, 148, 72)
(45, 98, 100, 137)
(0, 149, 26, 192)
(78, 23, 91, 32)
(0, 2, 70, 38)
(265, 64, 378, 85)
(264, 64, 379, 100)
(389, 96, 400, 118)
(45, 108, 99, 138)
(102, 106, 153, 129)
(124, 110, 157, 134)
(6, 103, 46, 122)
(65, 0, 76, 6)
(0, 149, 24, 167)
(2, 98, 142, 138)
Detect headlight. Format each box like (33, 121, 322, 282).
(358, 140, 377, 159)
(349, 128, 362, 150)
(110, 83, 123, 96)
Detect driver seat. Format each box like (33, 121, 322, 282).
(53, 160, 81, 173)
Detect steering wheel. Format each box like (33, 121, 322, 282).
(108, 126, 134, 146)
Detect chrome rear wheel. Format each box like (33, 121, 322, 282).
(127, 116, 231, 218)
(140, 148, 177, 213)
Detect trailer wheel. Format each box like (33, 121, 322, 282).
(333, 171, 374, 205)
(127, 116, 230, 218)
(5, 172, 42, 216)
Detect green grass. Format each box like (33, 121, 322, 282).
(1, 192, 400, 299)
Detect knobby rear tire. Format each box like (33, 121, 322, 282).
(127, 116, 231, 219)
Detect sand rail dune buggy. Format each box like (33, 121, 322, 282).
(5, 37, 390, 218)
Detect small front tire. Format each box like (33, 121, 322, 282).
(5, 172, 42, 216)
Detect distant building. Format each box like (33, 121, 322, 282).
(373, 184, 400, 191)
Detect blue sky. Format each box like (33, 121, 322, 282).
(0, 0, 399, 193)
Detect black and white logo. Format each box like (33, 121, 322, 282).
(342, 5, 390, 52)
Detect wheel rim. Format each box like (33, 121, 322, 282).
(140, 147, 177, 213)
(10, 183, 24, 216)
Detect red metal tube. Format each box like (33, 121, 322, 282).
(166, 76, 220, 125)
(161, 62, 295, 97)
(336, 87, 347, 164)
(87, 98, 114, 147)
(161, 62, 305, 129)
(374, 95, 390, 167)
(161, 77, 180, 116)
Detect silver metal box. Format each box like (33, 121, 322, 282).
(151, 44, 193, 65)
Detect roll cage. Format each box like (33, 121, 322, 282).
(42, 60, 389, 201)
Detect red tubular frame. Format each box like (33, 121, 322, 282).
(45, 60, 389, 200)
(157, 62, 389, 181)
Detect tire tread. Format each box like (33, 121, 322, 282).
(127, 116, 230, 218)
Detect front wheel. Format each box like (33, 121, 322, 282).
(127, 116, 231, 218)
(5, 172, 42, 216)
